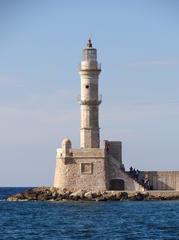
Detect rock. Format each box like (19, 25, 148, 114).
(119, 192, 128, 200)
(84, 191, 93, 200)
(105, 191, 117, 200)
(135, 192, 144, 201)
(7, 187, 179, 202)
(56, 195, 64, 201)
(7, 196, 18, 201)
(7, 192, 25, 201)
(56, 188, 65, 195)
(114, 192, 123, 200)
(50, 187, 58, 193)
(95, 196, 107, 201)
(52, 192, 58, 199)
(61, 191, 71, 200)
(127, 192, 144, 201)
(141, 192, 149, 200)
(37, 194, 45, 201)
(26, 193, 37, 200)
(91, 192, 100, 198)
(70, 190, 86, 200)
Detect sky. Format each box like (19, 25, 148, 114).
(0, 0, 179, 186)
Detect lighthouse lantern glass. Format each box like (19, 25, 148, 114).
(83, 49, 97, 61)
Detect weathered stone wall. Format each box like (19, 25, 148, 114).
(54, 147, 108, 191)
(104, 141, 122, 167)
(55, 141, 179, 192)
(141, 171, 179, 190)
(54, 139, 146, 192)
(108, 155, 144, 191)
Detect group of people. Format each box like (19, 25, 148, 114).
(129, 167, 140, 179)
(129, 166, 152, 190)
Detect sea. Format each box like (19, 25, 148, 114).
(0, 188, 179, 240)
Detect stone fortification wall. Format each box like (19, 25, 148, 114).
(108, 155, 144, 191)
(104, 140, 122, 167)
(54, 139, 146, 192)
(141, 171, 179, 190)
(54, 146, 108, 191)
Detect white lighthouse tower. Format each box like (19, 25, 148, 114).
(54, 39, 144, 192)
(79, 39, 101, 148)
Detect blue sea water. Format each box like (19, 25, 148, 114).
(0, 188, 179, 240)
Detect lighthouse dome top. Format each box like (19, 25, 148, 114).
(86, 38, 93, 48)
(82, 38, 97, 63)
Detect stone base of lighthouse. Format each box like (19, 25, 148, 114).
(54, 139, 144, 192)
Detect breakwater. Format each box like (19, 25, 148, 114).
(7, 187, 179, 201)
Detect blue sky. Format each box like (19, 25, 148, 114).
(0, 0, 179, 186)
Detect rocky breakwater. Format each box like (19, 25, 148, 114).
(7, 187, 179, 202)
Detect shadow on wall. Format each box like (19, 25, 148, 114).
(141, 171, 179, 190)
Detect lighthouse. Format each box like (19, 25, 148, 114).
(79, 39, 101, 148)
(54, 39, 143, 192)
